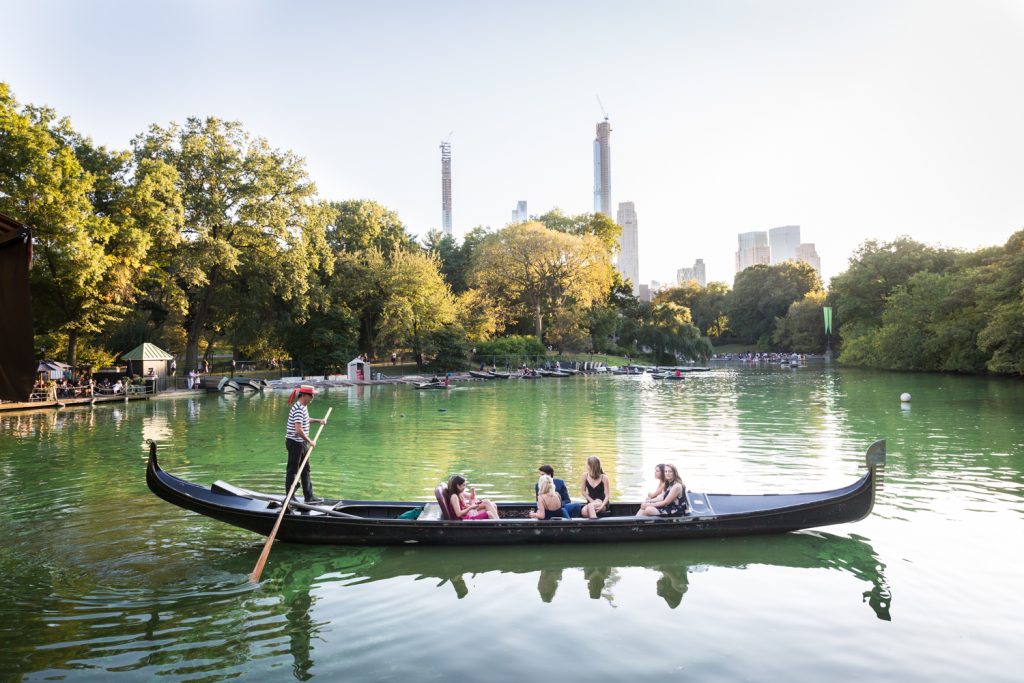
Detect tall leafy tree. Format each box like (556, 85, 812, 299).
(976, 230, 1024, 374)
(637, 302, 712, 364)
(729, 262, 822, 347)
(374, 249, 456, 368)
(829, 237, 958, 339)
(133, 117, 332, 372)
(0, 83, 179, 366)
(471, 222, 612, 340)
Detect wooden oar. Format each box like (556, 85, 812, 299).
(249, 406, 333, 582)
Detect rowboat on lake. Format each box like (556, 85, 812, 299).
(146, 440, 886, 546)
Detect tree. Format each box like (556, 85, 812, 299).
(773, 291, 828, 353)
(133, 117, 332, 372)
(471, 221, 613, 340)
(534, 208, 621, 254)
(424, 225, 489, 294)
(729, 262, 822, 347)
(637, 302, 712, 364)
(829, 237, 958, 337)
(0, 83, 180, 367)
(976, 230, 1024, 374)
(328, 199, 416, 256)
(374, 249, 457, 369)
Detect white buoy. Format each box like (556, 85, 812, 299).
(900, 392, 911, 402)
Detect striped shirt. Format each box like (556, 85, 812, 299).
(286, 402, 310, 443)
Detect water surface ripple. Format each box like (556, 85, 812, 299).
(1, 365, 1022, 681)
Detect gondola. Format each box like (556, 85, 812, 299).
(145, 439, 886, 546)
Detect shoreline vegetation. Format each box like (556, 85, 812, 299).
(3, 81, 1022, 380)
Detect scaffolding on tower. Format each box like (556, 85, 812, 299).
(440, 133, 453, 236)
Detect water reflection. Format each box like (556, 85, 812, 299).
(269, 531, 891, 619)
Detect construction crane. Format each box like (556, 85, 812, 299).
(596, 95, 609, 121)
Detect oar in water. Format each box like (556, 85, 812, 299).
(249, 406, 333, 582)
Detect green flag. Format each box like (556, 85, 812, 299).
(823, 307, 833, 335)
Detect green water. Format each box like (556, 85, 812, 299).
(1, 365, 1022, 681)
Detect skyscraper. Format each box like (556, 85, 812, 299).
(769, 225, 800, 264)
(511, 200, 528, 222)
(677, 259, 707, 287)
(616, 202, 639, 295)
(796, 243, 821, 275)
(735, 231, 770, 273)
(593, 119, 612, 216)
(440, 140, 452, 236)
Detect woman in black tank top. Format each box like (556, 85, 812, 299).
(581, 456, 611, 518)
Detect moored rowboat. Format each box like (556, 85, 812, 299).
(146, 440, 886, 546)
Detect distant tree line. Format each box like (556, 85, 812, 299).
(4, 82, 1020, 375)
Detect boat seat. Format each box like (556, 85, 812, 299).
(434, 485, 456, 520)
(686, 491, 711, 515)
(419, 502, 443, 521)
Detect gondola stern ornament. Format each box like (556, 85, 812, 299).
(865, 439, 886, 468)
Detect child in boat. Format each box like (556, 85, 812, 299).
(446, 475, 499, 520)
(637, 463, 686, 516)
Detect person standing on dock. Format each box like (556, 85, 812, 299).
(285, 385, 327, 504)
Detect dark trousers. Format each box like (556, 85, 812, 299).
(286, 438, 314, 500)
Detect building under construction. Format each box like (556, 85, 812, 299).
(440, 140, 452, 235)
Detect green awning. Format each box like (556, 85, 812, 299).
(121, 343, 173, 361)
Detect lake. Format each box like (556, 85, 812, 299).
(1, 364, 1022, 681)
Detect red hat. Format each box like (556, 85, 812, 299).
(288, 384, 316, 404)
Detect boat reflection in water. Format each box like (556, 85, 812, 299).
(269, 530, 891, 619)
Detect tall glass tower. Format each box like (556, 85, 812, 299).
(593, 119, 612, 216)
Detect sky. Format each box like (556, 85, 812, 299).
(4, 0, 1024, 285)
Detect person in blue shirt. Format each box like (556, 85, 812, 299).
(536, 465, 584, 518)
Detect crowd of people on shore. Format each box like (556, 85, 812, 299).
(712, 352, 808, 362)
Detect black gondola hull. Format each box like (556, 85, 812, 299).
(146, 440, 885, 546)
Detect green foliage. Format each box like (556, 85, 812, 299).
(424, 325, 470, 371)
(471, 221, 613, 340)
(284, 305, 359, 376)
(133, 117, 333, 372)
(773, 291, 828, 353)
(729, 262, 822, 346)
(374, 249, 457, 369)
(534, 208, 621, 254)
(424, 226, 489, 294)
(637, 302, 712, 364)
(328, 199, 416, 256)
(474, 335, 547, 359)
(0, 83, 177, 366)
(829, 237, 958, 336)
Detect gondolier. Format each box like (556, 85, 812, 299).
(285, 385, 327, 504)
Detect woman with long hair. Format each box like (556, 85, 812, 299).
(529, 474, 565, 519)
(446, 475, 499, 520)
(637, 463, 686, 517)
(581, 456, 611, 519)
(644, 464, 666, 503)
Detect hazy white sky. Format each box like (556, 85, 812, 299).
(4, 0, 1024, 285)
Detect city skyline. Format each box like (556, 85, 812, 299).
(4, 1, 1023, 285)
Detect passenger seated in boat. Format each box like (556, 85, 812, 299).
(529, 475, 565, 519)
(637, 464, 686, 517)
(644, 464, 666, 503)
(447, 475, 499, 520)
(581, 456, 611, 518)
(536, 465, 583, 517)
